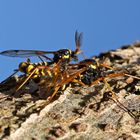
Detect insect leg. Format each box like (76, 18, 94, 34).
(103, 78, 137, 119)
(16, 68, 38, 91)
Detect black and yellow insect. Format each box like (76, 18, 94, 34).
(0, 31, 83, 68)
(0, 31, 83, 90)
(69, 58, 140, 119)
(18, 59, 52, 84)
(1, 31, 140, 120)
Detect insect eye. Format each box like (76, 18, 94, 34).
(64, 50, 69, 55)
(59, 55, 62, 58)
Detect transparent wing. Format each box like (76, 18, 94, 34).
(0, 50, 55, 57)
(75, 31, 83, 54)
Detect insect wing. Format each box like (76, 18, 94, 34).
(75, 31, 83, 54)
(0, 50, 55, 57)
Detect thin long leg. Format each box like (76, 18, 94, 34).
(16, 68, 38, 91)
(100, 63, 117, 70)
(16, 64, 53, 91)
(44, 61, 63, 94)
(102, 72, 140, 81)
(48, 67, 87, 102)
(124, 73, 140, 80)
(90, 73, 128, 86)
(71, 79, 86, 86)
(103, 79, 137, 119)
(90, 72, 139, 119)
(41, 55, 53, 62)
(38, 55, 53, 63)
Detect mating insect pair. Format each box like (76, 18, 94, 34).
(0, 31, 83, 90)
(17, 57, 140, 120)
(0, 31, 140, 120)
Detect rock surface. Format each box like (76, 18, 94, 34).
(0, 42, 140, 140)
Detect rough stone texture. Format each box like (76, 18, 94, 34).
(0, 42, 140, 140)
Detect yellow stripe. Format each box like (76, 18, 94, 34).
(90, 65, 97, 69)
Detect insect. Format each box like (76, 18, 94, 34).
(0, 31, 83, 90)
(0, 31, 83, 67)
(31, 57, 138, 119)
(49, 58, 140, 119)
(1, 31, 139, 120)
(37, 59, 118, 101)
(37, 61, 89, 102)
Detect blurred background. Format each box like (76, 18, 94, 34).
(0, 0, 140, 81)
